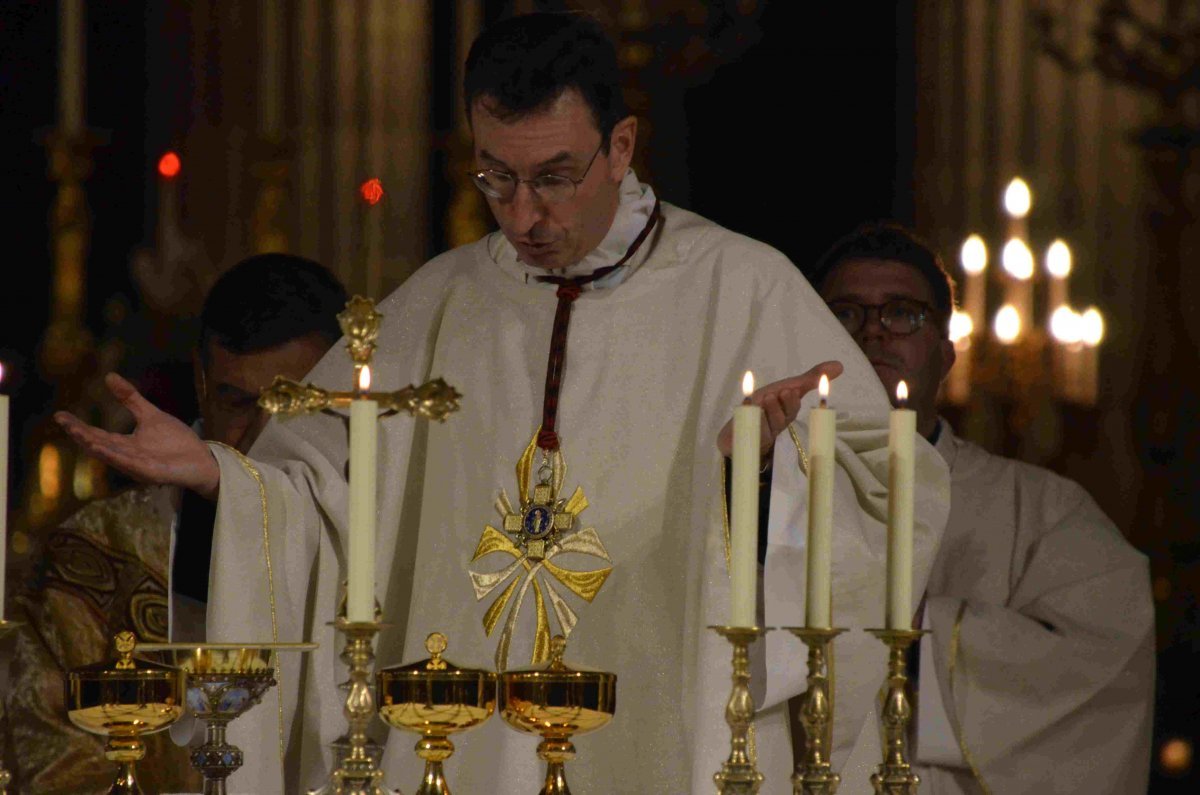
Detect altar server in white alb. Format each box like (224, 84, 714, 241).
(57, 14, 952, 793)
(794, 223, 1151, 792)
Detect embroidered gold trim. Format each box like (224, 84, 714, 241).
(787, 424, 810, 475)
(212, 443, 285, 766)
(948, 601, 993, 795)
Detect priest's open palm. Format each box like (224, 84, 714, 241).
(716, 360, 844, 458)
(55, 372, 221, 499)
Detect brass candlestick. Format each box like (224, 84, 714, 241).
(377, 632, 497, 795)
(65, 631, 186, 795)
(709, 626, 770, 794)
(0, 620, 23, 794)
(307, 618, 399, 795)
(499, 636, 616, 795)
(136, 642, 318, 795)
(784, 627, 847, 795)
(866, 629, 927, 795)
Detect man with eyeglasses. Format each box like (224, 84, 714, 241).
(788, 223, 1152, 792)
(56, 15, 953, 794)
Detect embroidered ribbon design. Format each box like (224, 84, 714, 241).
(469, 432, 612, 670)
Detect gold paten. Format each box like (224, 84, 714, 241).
(783, 627, 847, 795)
(470, 432, 612, 670)
(499, 636, 616, 795)
(377, 633, 497, 795)
(866, 628, 928, 795)
(65, 631, 186, 795)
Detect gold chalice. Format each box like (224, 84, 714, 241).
(137, 642, 317, 795)
(498, 636, 616, 795)
(66, 631, 186, 795)
(377, 632, 496, 795)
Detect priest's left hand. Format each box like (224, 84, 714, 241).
(716, 361, 843, 458)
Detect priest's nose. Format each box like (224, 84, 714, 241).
(507, 182, 547, 234)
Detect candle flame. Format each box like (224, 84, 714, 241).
(818, 373, 829, 400)
(994, 304, 1021, 344)
(896, 380, 909, 405)
(960, 234, 987, 275)
(1004, 177, 1032, 218)
(1046, 239, 1072, 279)
(1080, 307, 1104, 347)
(741, 371, 754, 397)
(1002, 238, 1034, 280)
(358, 365, 372, 392)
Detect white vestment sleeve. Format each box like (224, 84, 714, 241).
(923, 487, 1154, 792)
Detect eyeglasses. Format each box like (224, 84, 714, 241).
(470, 141, 604, 204)
(827, 298, 937, 336)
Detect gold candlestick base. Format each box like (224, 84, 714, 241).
(307, 619, 401, 795)
(865, 629, 928, 795)
(0, 621, 23, 794)
(708, 626, 770, 794)
(783, 627, 847, 795)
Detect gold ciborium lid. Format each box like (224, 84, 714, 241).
(66, 631, 186, 795)
(377, 632, 496, 795)
(499, 636, 616, 795)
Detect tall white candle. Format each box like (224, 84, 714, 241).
(730, 371, 761, 628)
(0, 363, 8, 621)
(347, 366, 378, 623)
(886, 381, 916, 629)
(58, 0, 85, 136)
(805, 375, 836, 628)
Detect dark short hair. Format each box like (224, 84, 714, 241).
(199, 254, 348, 368)
(464, 12, 628, 150)
(810, 222, 956, 336)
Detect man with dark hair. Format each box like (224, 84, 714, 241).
(14, 254, 344, 794)
(57, 16, 950, 792)
(755, 222, 1153, 791)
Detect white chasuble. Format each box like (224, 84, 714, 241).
(203, 175, 950, 794)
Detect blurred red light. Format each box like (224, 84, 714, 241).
(360, 178, 384, 206)
(158, 151, 181, 180)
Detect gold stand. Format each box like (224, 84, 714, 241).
(783, 627, 846, 795)
(308, 619, 399, 795)
(0, 621, 23, 794)
(709, 626, 769, 794)
(866, 629, 927, 795)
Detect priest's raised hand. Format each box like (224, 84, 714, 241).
(716, 360, 843, 458)
(55, 372, 221, 499)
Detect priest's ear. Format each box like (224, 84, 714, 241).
(605, 115, 637, 181)
(937, 336, 957, 384)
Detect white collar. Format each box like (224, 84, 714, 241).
(489, 169, 658, 291)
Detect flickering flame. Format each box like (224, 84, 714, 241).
(0, 361, 5, 385)
(1080, 307, 1104, 347)
(1003, 177, 1032, 218)
(1002, 238, 1034, 280)
(1050, 305, 1082, 344)
(896, 380, 909, 405)
(994, 305, 1021, 344)
(1046, 239, 1072, 279)
(359, 365, 372, 392)
(949, 310, 974, 344)
(741, 371, 755, 397)
(818, 373, 829, 405)
(158, 151, 181, 180)
(960, 235, 987, 275)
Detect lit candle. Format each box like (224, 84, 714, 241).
(805, 375, 836, 628)
(0, 363, 8, 620)
(959, 234, 988, 330)
(347, 365, 378, 623)
(886, 381, 916, 629)
(730, 371, 761, 628)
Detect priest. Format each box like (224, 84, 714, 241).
(791, 222, 1153, 792)
(57, 14, 950, 793)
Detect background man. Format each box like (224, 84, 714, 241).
(6, 254, 345, 794)
(807, 222, 1154, 792)
(56, 16, 949, 792)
